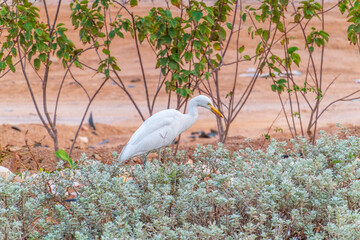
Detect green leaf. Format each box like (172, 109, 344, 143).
(34, 58, 40, 70)
(226, 23, 233, 30)
(9, 64, 15, 72)
(331, 160, 342, 164)
(292, 53, 301, 67)
(11, 47, 17, 56)
(192, 11, 203, 23)
(5, 56, 12, 65)
(277, 21, 284, 32)
(23, 22, 33, 31)
(184, 52, 192, 62)
(74, 60, 83, 69)
(165, 10, 172, 18)
(314, 38, 325, 47)
(104, 68, 110, 77)
(109, 30, 115, 39)
(271, 84, 277, 92)
(262, 30, 269, 41)
(238, 45, 245, 54)
(171, 0, 180, 8)
(288, 46, 299, 54)
(102, 49, 110, 55)
(0, 61, 6, 70)
(182, 33, 191, 43)
(39, 53, 47, 63)
(319, 30, 329, 41)
(169, 28, 176, 38)
(171, 53, 180, 62)
(34, 28, 43, 36)
(219, 27, 226, 40)
(55, 149, 76, 168)
(160, 57, 169, 66)
(112, 64, 120, 71)
(130, 0, 137, 7)
(193, 40, 202, 50)
(213, 42, 220, 50)
(204, 15, 214, 25)
(168, 61, 178, 70)
(242, 13, 247, 22)
(63, 52, 70, 61)
(243, 55, 250, 60)
(353, 24, 360, 33)
(55, 149, 72, 162)
(277, 79, 287, 85)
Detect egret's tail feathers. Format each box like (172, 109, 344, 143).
(118, 145, 129, 163)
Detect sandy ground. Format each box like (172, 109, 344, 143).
(1, 2, 360, 172)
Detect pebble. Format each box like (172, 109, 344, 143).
(98, 139, 109, 145)
(79, 136, 89, 144)
(130, 77, 141, 82)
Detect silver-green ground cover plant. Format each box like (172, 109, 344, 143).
(1, 131, 360, 239)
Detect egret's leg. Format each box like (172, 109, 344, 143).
(157, 148, 162, 162)
(142, 154, 146, 166)
(142, 153, 149, 167)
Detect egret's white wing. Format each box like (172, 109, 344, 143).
(129, 109, 181, 145)
(119, 109, 183, 160)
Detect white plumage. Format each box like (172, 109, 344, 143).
(118, 95, 222, 162)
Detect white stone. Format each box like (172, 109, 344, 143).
(0, 166, 14, 180)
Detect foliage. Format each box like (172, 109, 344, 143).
(55, 149, 77, 169)
(244, 0, 360, 143)
(2, 133, 360, 238)
(1, 0, 360, 153)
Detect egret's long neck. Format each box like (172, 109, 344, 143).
(180, 99, 198, 132)
(187, 98, 199, 118)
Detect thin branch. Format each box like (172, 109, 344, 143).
(69, 77, 109, 157)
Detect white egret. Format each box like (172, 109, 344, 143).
(118, 95, 223, 163)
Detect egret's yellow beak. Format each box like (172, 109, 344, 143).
(208, 103, 223, 118)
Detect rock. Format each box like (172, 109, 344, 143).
(11, 126, 21, 132)
(130, 77, 141, 82)
(246, 68, 257, 72)
(207, 132, 217, 138)
(0, 166, 14, 180)
(207, 129, 218, 138)
(239, 73, 256, 78)
(79, 136, 89, 144)
(98, 139, 109, 145)
(88, 112, 96, 130)
(81, 125, 89, 131)
(93, 154, 102, 161)
(199, 131, 210, 138)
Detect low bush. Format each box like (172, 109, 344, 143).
(1, 132, 360, 239)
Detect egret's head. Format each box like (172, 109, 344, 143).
(193, 95, 223, 118)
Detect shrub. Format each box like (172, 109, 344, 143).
(1, 132, 360, 239)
